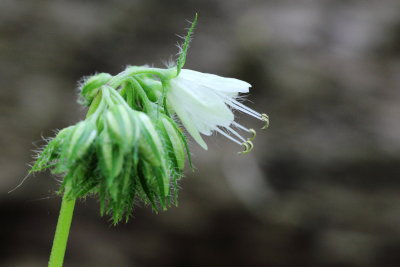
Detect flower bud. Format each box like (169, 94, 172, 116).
(136, 112, 164, 167)
(97, 130, 124, 183)
(62, 163, 88, 197)
(159, 116, 186, 170)
(30, 126, 74, 173)
(53, 121, 97, 174)
(104, 105, 139, 151)
(136, 112, 170, 197)
(64, 121, 97, 162)
(80, 73, 112, 105)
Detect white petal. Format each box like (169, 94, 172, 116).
(180, 69, 251, 95)
(167, 92, 208, 150)
(169, 79, 234, 130)
(167, 69, 255, 150)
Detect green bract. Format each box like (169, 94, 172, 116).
(32, 79, 190, 223)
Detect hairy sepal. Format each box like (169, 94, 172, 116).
(136, 112, 170, 197)
(30, 126, 74, 173)
(80, 73, 112, 105)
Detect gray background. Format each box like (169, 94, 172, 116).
(1, 0, 400, 266)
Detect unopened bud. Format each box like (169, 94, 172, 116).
(80, 73, 112, 105)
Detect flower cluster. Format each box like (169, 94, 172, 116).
(30, 15, 268, 223)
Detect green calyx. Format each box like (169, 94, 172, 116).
(32, 78, 190, 224)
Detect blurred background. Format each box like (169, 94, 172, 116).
(1, 0, 400, 266)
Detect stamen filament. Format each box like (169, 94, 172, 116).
(226, 127, 246, 143)
(216, 128, 242, 145)
(214, 92, 262, 120)
(228, 98, 262, 117)
(232, 121, 250, 132)
(225, 98, 263, 120)
(231, 122, 256, 141)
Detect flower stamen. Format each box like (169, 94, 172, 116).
(226, 126, 247, 143)
(248, 129, 256, 141)
(261, 113, 269, 129)
(239, 140, 253, 154)
(225, 98, 263, 120)
(231, 122, 256, 142)
(216, 127, 256, 154)
(232, 121, 250, 132)
(215, 128, 242, 145)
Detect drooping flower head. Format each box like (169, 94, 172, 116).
(29, 14, 268, 224)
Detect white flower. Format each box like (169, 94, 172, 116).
(167, 69, 268, 153)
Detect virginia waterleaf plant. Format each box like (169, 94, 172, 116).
(29, 14, 269, 267)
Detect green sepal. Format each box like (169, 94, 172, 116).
(80, 73, 112, 105)
(136, 112, 164, 167)
(60, 120, 97, 169)
(163, 116, 194, 170)
(30, 126, 74, 173)
(137, 161, 158, 211)
(136, 112, 170, 197)
(61, 163, 86, 198)
(156, 116, 188, 204)
(86, 90, 103, 118)
(159, 116, 186, 170)
(104, 105, 139, 152)
(122, 82, 138, 110)
(176, 13, 198, 75)
(135, 77, 161, 102)
(97, 129, 124, 183)
(119, 157, 135, 219)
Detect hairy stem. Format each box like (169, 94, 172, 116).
(48, 195, 76, 267)
(108, 67, 176, 88)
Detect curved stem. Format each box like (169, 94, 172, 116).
(107, 67, 176, 88)
(48, 195, 76, 267)
(127, 78, 152, 112)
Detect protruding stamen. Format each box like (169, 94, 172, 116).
(261, 113, 269, 129)
(248, 129, 256, 141)
(231, 122, 256, 142)
(239, 140, 253, 154)
(216, 128, 242, 145)
(226, 127, 246, 143)
(232, 122, 250, 132)
(214, 91, 261, 118)
(240, 142, 249, 154)
(225, 98, 263, 120)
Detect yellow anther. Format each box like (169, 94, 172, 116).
(261, 113, 269, 129)
(247, 128, 256, 142)
(247, 140, 254, 151)
(238, 142, 249, 155)
(239, 140, 254, 155)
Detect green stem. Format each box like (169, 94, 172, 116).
(48, 85, 102, 266)
(108, 67, 176, 88)
(48, 195, 76, 267)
